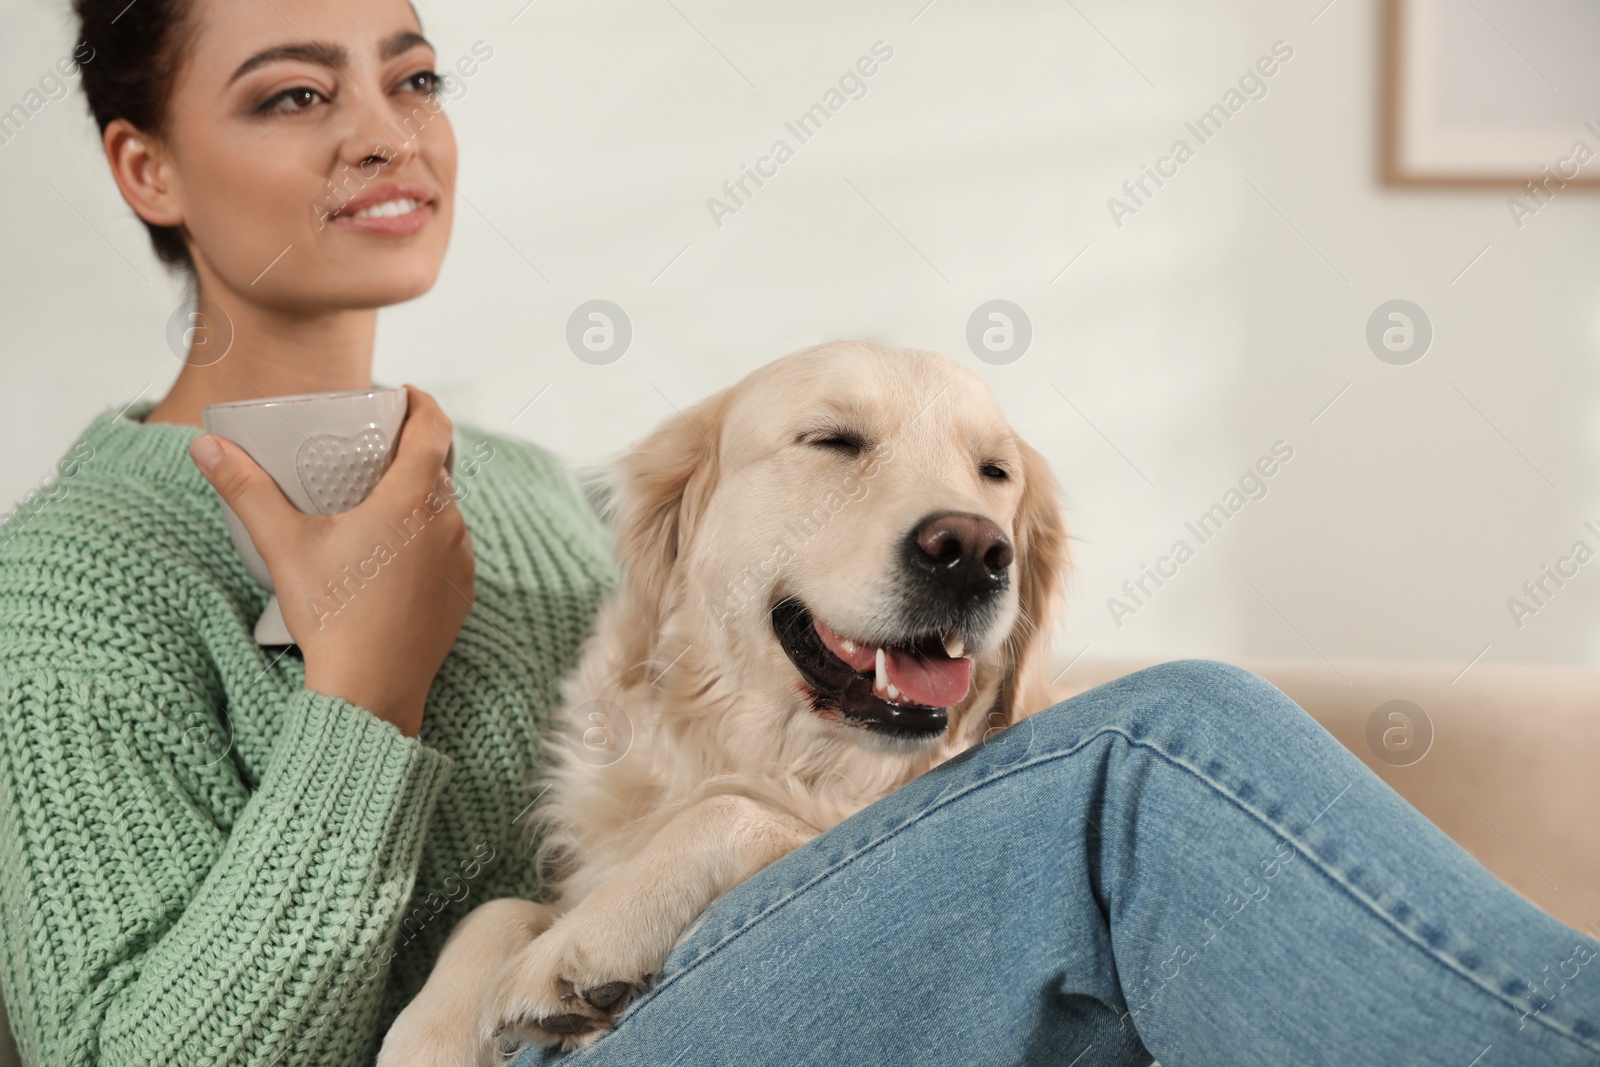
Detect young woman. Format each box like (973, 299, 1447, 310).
(1, 0, 1596, 1064)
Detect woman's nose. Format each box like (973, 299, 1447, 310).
(337, 83, 429, 174)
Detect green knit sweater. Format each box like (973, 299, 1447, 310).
(0, 395, 617, 1066)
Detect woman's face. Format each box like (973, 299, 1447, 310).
(160, 0, 457, 309)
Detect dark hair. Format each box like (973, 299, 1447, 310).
(73, 0, 198, 279)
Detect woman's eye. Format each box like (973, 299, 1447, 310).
(399, 69, 445, 95)
(980, 463, 1008, 480)
(257, 86, 327, 114)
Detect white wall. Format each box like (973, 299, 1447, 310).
(4, 0, 1598, 676)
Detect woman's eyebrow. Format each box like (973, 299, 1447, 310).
(378, 30, 432, 61)
(227, 31, 431, 86)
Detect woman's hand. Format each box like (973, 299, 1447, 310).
(188, 384, 475, 737)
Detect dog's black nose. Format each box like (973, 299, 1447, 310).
(905, 512, 1013, 600)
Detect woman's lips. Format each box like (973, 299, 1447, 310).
(327, 197, 434, 236)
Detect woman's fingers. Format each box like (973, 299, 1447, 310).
(374, 384, 456, 505)
(188, 433, 297, 551)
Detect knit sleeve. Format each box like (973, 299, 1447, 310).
(0, 668, 454, 1066)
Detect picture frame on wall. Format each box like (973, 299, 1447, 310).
(1381, 0, 1600, 188)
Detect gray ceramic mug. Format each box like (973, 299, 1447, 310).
(201, 387, 455, 645)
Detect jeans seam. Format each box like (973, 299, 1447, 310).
(1103, 728, 1600, 1053)
(603, 721, 1600, 1055)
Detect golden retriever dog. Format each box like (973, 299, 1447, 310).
(378, 339, 1069, 1065)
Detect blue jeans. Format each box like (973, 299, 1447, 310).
(509, 661, 1600, 1065)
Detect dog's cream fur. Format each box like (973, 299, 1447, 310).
(378, 340, 1070, 1065)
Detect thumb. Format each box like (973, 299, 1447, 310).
(189, 433, 298, 545)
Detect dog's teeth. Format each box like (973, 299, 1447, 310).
(874, 646, 888, 692)
(886, 682, 900, 700)
(842, 637, 858, 654)
(943, 632, 965, 659)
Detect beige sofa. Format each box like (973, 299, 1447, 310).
(0, 656, 1592, 1065)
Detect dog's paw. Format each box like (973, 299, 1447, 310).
(480, 915, 664, 1052)
(377, 982, 494, 1067)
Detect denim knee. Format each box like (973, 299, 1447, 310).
(1035, 658, 1311, 765)
(1120, 658, 1284, 711)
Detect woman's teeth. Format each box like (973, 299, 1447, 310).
(350, 197, 423, 219)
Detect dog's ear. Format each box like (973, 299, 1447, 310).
(988, 435, 1071, 735)
(607, 388, 733, 628)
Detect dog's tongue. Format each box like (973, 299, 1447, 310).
(813, 615, 972, 707)
(884, 648, 972, 707)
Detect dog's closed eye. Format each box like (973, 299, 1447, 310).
(802, 428, 870, 457)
